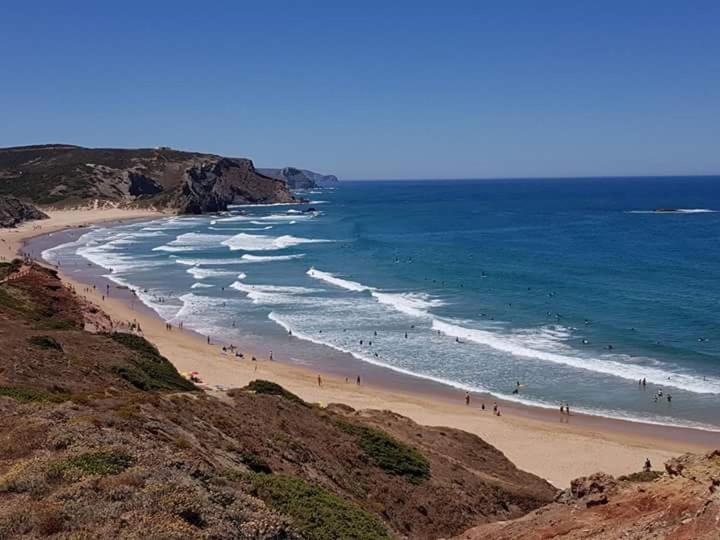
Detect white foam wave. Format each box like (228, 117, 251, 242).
(230, 282, 320, 305)
(306, 267, 443, 317)
(209, 226, 273, 231)
(222, 233, 331, 251)
(372, 292, 444, 318)
(306, 267, 368, 291)
(186, 266, 238, 279)
(237, 254, 305, 263)
(191, 283, 214, 289)
(153, 233, 230, 253)
(431, 319, 720, 394)
(626, 208, 717, 214)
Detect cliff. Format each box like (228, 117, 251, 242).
(0, 262, 557, 539)
(258, 166, 339, 189)
(0, 195, 48, 228)
(0, 145, 298, 214)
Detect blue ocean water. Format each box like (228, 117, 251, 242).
(42, 177, 720, 429)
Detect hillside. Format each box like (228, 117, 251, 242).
(0, 145, 298, 213)
(258, 167, 339, 189)
(0, 261, 558, 539)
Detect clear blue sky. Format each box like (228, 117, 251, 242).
(1, 1, 718, 179)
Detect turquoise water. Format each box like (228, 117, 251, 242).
(42, 177, 720, 429)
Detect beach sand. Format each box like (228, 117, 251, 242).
(3, 209, 717, 487)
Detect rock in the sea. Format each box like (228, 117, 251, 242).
(0, 195, 48, 227)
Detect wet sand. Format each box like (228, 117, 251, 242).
(5, 209, 720, 487)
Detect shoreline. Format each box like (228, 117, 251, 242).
(5, 209, 720, 487)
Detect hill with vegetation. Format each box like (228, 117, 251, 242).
(0, 261, 558, 539)
(0, 145, 298, 213)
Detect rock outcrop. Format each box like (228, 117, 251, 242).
(0, 195, 48, 227)
(0, 145, 299, 213)
(451, 451, 720, 540)
(258, 166, 339, 189)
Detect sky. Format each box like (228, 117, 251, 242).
(1, 1, 718, 179)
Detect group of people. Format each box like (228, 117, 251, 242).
(639, 378, 673, 403)
(464, 392, 501, 416)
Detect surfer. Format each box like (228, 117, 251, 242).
(465, 392, 470, 406)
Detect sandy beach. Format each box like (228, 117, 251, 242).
(4, 209, 718, 488)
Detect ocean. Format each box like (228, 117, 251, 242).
(41, 177, 720, 430)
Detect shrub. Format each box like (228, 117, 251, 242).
(336, 420, 430, 483)
(108, 333, 196, 392)
(51, 450, 134, 477)
(618, 470, 663, 482)
(240, 380, 305, 405)
(241, 452, 273, 474)
(0, 386, 67, 403)
(28, 335, 64, 352)
(247, 474, 390, 540)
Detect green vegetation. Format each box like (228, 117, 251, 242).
(108, 333, 196, 392)
(247, 474, 390, 540)
(28, 335, 64, 352)
(240, 452, 273, 474)
(618, 470, 663, 482)
(241, 380, 306, 405)
(0, 386, 67, 403)
(51, 450, 134, 476)
(33, 319, 78, 331)
(337, 420, 430, 483)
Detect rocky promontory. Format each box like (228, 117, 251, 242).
(0, 195, 48, 227)
(0, 145, 299, 214)
(258, 166, 339, 189)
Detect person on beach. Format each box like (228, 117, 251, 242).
(317, 375, 322, 387)
(465, 392, 470, 406)
(560, 404, 565, 414)
(481, 403, 485, 411)
(356, 376, 361, 385)
(644, 458, 652, 472)
(667, 394, 672, 403)
(269, 351, 273, 361)
(492, 402, 497, 414)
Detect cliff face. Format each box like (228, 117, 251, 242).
(0, 145, 299, 213)
(0, 195, 48, 227)
(258, 166, 339, 189)
(0, 262, 558, 540)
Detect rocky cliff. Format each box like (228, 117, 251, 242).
(0, 195, 48, 227)
(258, 166, 339, 189)
(0, 145, 298, 214)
